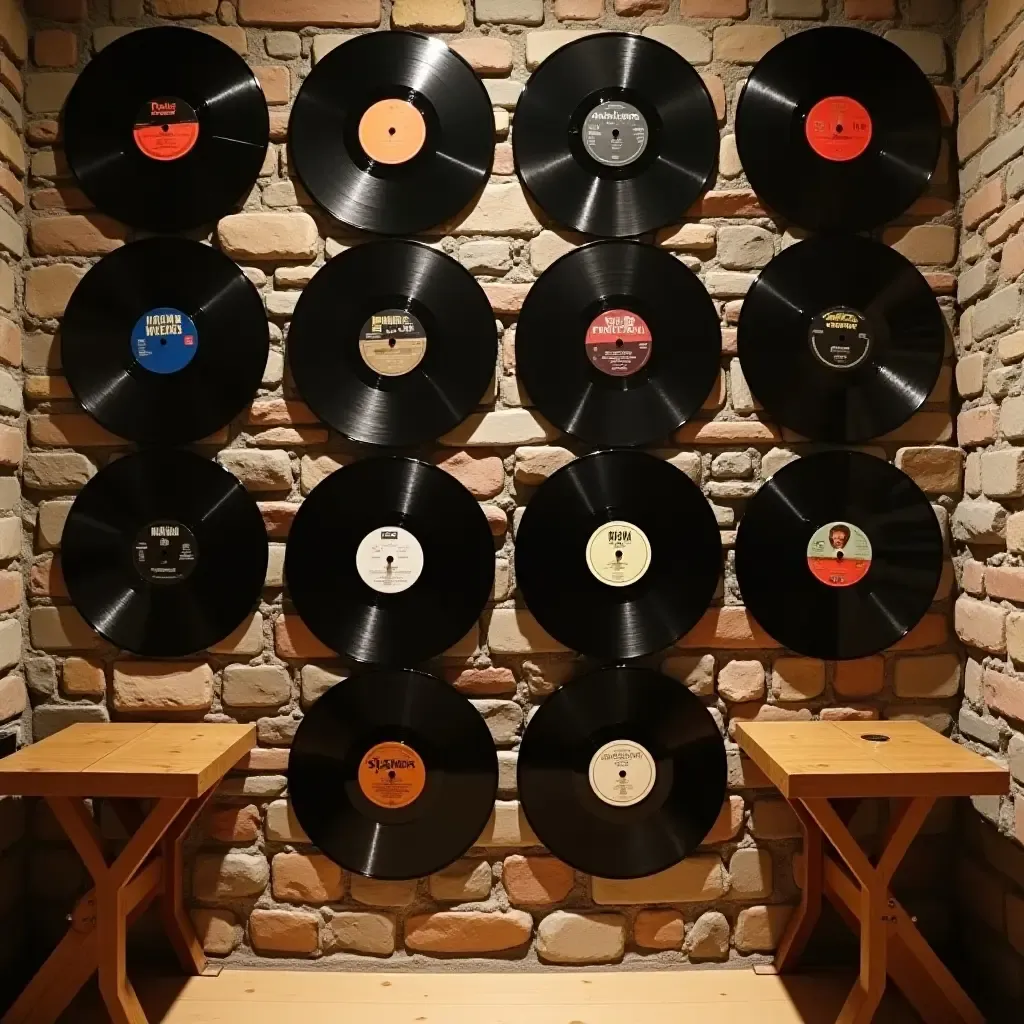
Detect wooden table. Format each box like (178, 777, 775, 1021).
(735, 720, 1009, 1024)
(0, 722, 255, 1024)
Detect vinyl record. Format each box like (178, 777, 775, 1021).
(516, 240, 720, 447)
(735, 451, 943, 660)
(288, 240, 496, 447)
(518, 666, 726, 879)
(289, 669, 498, 880)
(285, 458, 494, 665)
(61, 450, 268, 658)
(289, 31, 493, 235)
(62, 238, 269, 446)
(737, 235, 945, 443)
(513, 33, 718, 237)
(63, 27, 269, 232)
(735, 27, 941, 232)
(515, 451, 721, 660)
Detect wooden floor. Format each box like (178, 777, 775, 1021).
(64, 968, 920, 1023)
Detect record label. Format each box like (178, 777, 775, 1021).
(358, 309, 427, 377)
(358, 98, 428, 165)
(805, 96, 872, 163)
(806, 521, 872, 588)
(583, 101, 648, 167)
(130, 306, 199, 375)
(133, 96, 200, 162)
(133, 520, 198, 585)
(355, 526, 424, 594)
(808, 306, 872, 370)
(586, 519, 651, 587)
(585, 308, 652, 377)
(589, 739, 656, 807)
(358, 741, 426, 809)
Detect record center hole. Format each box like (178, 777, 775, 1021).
(615, 338, 623, 347)
(836, 551, 845, 561)
(388, 337, 397, 347)
(612, 129, 620, 138)
(388, 127, 396, 136)
(836, 124, 844, 133)
(618, 770, 627, 778)
(161, 124, 169, 133)
(388, 769, 396, 779)
(160, 338, 166, 345)
(615, 550, 623, 560)
(386, 555, 394, 566)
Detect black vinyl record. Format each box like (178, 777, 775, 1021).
(288, 240, 496, 447)
(285, 457, 494, 665)
(735, 451, 943, 660)
(516, 240, 720, 447)
(737, 235, 945, 443)
(62, 237, 269, 446)
(513, 33, 718, 237)
(518, 666, 726, 879)
(63, 27, 269, 232)
(289, 669, 498, 880)
(735, 27, 941, 232)
(289, 31, 493, 235)
(61, 449, 268, 657)
(515, 451, 721, 660)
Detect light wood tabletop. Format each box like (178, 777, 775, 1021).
(0, 722, 256, 799)
(735, 720, 1009, 800)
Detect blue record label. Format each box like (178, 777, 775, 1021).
(131, 306, 199, 374)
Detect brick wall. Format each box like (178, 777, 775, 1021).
(0, 0, 969, 981)
(953, 0, 1024, 1011)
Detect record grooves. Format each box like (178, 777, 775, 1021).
(61, 450, 269, 658)
(515, 450, 721, 660)
(516, 240, 721, 447)
(289, 31, 493, 235)
(289, 669, 498, 880)
(735, 451, 943, 660)
(288, 240, 496, 447)
(285, 457, 494, 666)
(513, 33, 718, 237)
(63, 26, 269, 232)
(518, 666, 727, 879)
(62, 237, 269, 446)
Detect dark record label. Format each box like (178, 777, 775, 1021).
(133, 96, 200, 162)
(585, 308, 652, 377)
(806, 520, 872, 588)
(808, 306, 872, 370)
(358, 741, 426, 809)
(133, 520, 198, 585)
(131, 306, 199, 375)
(358, 309, 427, 377)
(804, 95, 872, 163)
(583, 100, 648, 167)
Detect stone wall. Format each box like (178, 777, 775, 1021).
(0, 0, 967, 983)
(952, 0, 1024, 1012)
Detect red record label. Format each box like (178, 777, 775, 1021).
(806, 520, 872, 588)
(133, 96, 200, 162)
(585, 308, 652, 377)
(805, 96, 872, 163)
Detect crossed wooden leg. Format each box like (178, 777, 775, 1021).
(2, 793, 213, 1024)
(771, 794, 985, 1024)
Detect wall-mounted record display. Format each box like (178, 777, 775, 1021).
(289, 669, 498, 880)
(516, 240, 720, 447)
(285, 458, 494, 666)
(288, 240, 496, 447)
(735, 451, 943, 661)
(737, 235, 945, 443)
(62, 238, 268, 446)
(515, 451, 721, 660)
(518, 666, 726, 879)
(61, 450, 268, 658)
(289, 31, 493, 235)
(63, 27, 269, 232)
(513, 33, 718, 238)
(735, 27, 941, 232)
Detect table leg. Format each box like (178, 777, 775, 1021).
(774, 799, 824, 973)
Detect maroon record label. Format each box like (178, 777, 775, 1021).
(585, 308, 652, 377)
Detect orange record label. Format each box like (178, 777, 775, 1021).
(358, 99, 427, 165)
(133, 96, 199, 162)
(806, 520, 872, 588)
(805, 96, 872, 163)
(358, 741, 426, 809)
